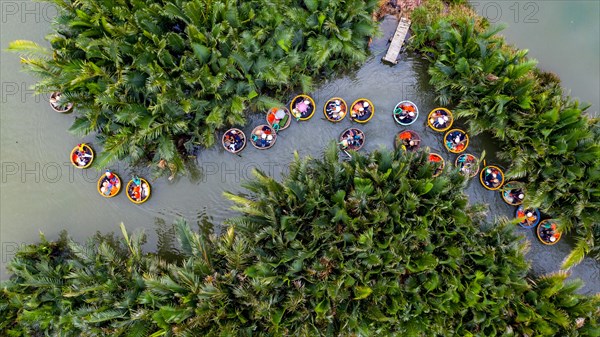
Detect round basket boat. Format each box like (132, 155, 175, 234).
(427, 108, 453, 132)
(350, 98, 375, 123)
(537, 219, 562, 245)
(222, 128, 246, 154)
(290, 94, 316, 121)
(500, 181, 525, 206)
(339, 128, 365, 151)
(455, 153, 479, 178)
(49, 92, 73, 113)
(126, 177, 151, 204)
(479, 165, 505, 191)
(429, 153, 445, 177)
(395, 130, 422, 152)
(515, 205, 541, 229)
(266, 107, 291, 131)
(444, 129, 469, 153)
(323, 97, 348, 122)
(97, 171, 121, 198)
(70, 143, 94, 169)
(393, 100, 419, 126)
(250, 125, 277, 149)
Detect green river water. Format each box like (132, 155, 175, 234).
(0, 2, 598, 293)
(470, 0, 599, 115)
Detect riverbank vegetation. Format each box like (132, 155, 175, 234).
(9, 0, 379, 176)
(1, 146, 598, 335)
(410, 0, 600, 265)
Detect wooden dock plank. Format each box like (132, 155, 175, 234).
(382, 18, 411, 65)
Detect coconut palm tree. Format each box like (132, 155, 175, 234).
(222, 143, 599, 334)
(0, 227, 170, 336)
(9, 0, 379, 177)
(411, 13, 600, 264)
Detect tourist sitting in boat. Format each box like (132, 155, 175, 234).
(49, 92, 73, 112)
(429, 109, 451, 130)
(445, 129, 468, 153)
(223, 129, 245, 153)
(100, 171, 120, 197)
(456, 154, 478, 177)
(396, 110, 416, 124)
(350, 100, 373, 122)
(393, 101, 418, 125)
(396, 131, 421, 152)
(339, 128, 365, 151)
(142, 181, 149, 197)
(501, 181, 525, 205)
(481, 166, 504, 190)
(504, 188, 525, 205)
(251, 125, 276, 149)
(71, 144, 93, 167)
(130, 177, 142, 201)
(428, 153, 445, 177)
(538, 220, 561, 244)
(458, 159, 474, 176)
(291, 96, 314, 120)
(394, 104, 417, 125)
(128, 176, 149, 203)
(516, 206, 540, 228)
(325, 98, 347, 122)
(267, 107, 291, 131)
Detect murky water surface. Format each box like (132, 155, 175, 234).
(470, 0, 599, 115)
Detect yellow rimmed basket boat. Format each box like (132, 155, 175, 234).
(479, 165, 505, 191)
(428, 153, 445, 177)
(49, 92, 73, 113)
(350, 98, 374, 123)
(97, 171, 121, 198)
(444, 129, 469, 153)
(126, 177, 151, 204)
(537, 219, 562, 245)
(393, 100, 419, 126)
(323, 97, 348, 122)
(394, 130, 422, 152)
(222, 128, 247, 154)
(500, 181, 525, 206)
(290, 94, 316, 121)
(455, 153, 479, 178)
(250, 125, 277, 149)
(339, 128, 365, 151)
(427, 108, 453, 132)
(70, 143, 94, 169)
(266, 107, 292, 131)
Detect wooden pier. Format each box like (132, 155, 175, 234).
(382, 17, 411, 65)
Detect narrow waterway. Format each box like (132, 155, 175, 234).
(0, 7, 598, 293)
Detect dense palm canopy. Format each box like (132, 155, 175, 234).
(9, 0, 379, 176)
(410, 1, 600, 265)
(2, 145, 598, 335)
